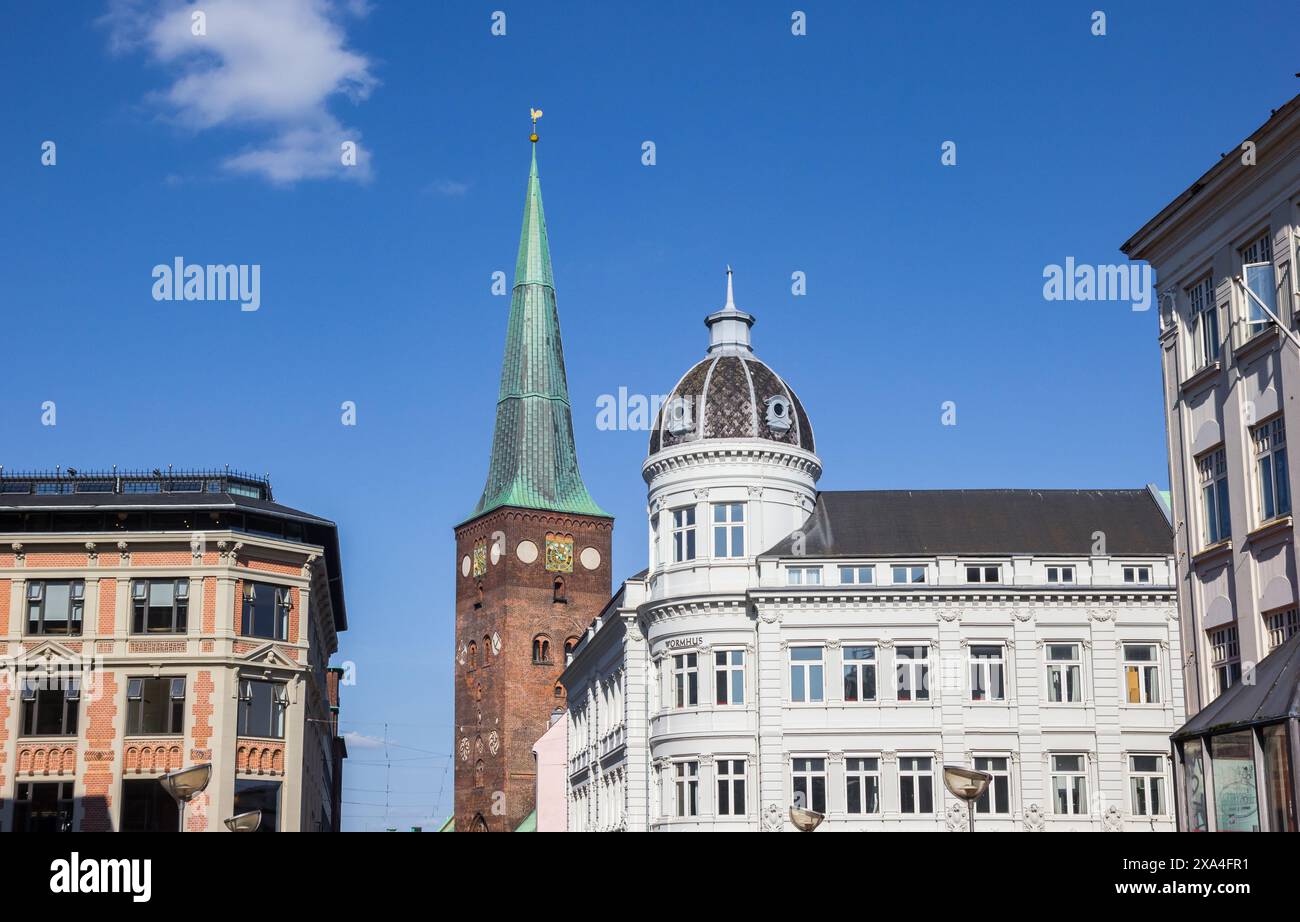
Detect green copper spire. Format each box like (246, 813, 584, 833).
(468, 144, 609, 521)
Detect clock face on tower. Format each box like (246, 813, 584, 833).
(544, 533, 574, 572)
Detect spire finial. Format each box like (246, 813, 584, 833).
(725, 265, 735, 310)
(529, 107, 543, 143)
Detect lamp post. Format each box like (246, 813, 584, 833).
(942, 765, 992, 833)
(159, 763, 212, 833)
(224, 809, 263, 833)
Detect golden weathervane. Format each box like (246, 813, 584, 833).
(529, 108, 543, 143)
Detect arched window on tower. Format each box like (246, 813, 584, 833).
(532, 635, 551, 664)
(553, 576, 567, 603)
(467, 640, 478, 669)
(554, 681, 566, 699)
(483, 635, 491, 666)
(564, 637, 579, 664)
(474, 760, 485, 788)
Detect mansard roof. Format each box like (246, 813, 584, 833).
(761, 488, 1173, 558)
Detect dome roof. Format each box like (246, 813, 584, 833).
(649, 353, 814, 455)
(649, 269, 814, 456)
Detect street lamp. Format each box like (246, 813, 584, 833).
(942, 765, 992, 833)
(789, 806, 825, 832)
(224, 809, 263, 833)
(159, 763, 212, 832)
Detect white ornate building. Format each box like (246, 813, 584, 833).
(560, 272, 1184, 831)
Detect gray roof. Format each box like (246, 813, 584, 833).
(1173, 630, 1300, 740)
(762, 489, 1173, 558)
(0, 490, 335, 527)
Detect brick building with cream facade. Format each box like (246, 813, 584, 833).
(0, 469, 348, 832)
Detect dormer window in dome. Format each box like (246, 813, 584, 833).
(764, 395, 792, 432)
(664, 395, 695, 436)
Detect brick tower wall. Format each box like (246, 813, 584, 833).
(453, 507, 612, 832)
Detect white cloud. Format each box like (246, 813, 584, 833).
(343, 731, 388, 750)
(423, 179, 470, 198)
(103, 0, 377, 184)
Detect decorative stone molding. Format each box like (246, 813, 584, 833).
(235, 740, 285, 776)
(763, 803, 784, 832)
(746, 485, 764, 498)
(759, 607, 783, 625)
(1013, 608, 1034, 622)
(827, 751, 844, 763)
(1087, 608, 1116, 623)
(1023, 803, 1045, 831)
(946, 801, 968, 832)
(1103, 804, 1124, 831)
(17, 744, 77, 776)
(939, 608, 960, 622)
(882, 750, 897, 763)
(84, 542, 97, 563)
(699, 754, 715, 766)
(124, 741, 183, 775)
(11, 542, 24, 563)
(693, 487, 710, 500)
(877, 638, 895, 649)
(826, 639, 841, 650)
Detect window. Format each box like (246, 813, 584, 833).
(845, 757, 881, 814)
(1209, 626, 1241, 695)
(1197, 446, 1231, 546)
(674, 761, 698, 817)
(672, 507, 696, 562)
(839, 566, 875, 585)
(1241, 230, 1276, 339)
(789, 646, 824, 703)
(1046, 565, 1075, 584)
(1253, 416, 1290, 521)
(714, 650, 744, 706)
(1051, 754, 1088, 815)
(532, 635, 551, 664)
(974, 756, 1010, 814)
(786, 566, 822, 586)
(1267, 608, 1299, 650)
(712, 503, 745, 558)
(1123, 643, 1161, 704)
(899, 756, 934, 814)
(672, 653, 698, 708)
(563, 637, 578, 664)
(891, 565, 926, 584)
(14, 782, 75, 832)
(131, 579, 189, 634)
(895, 645, 929, 701)
(233, 779, 281, 832)
(965, 565, 1000, 583)
(716, 759, 746, 816)
(25, 580, 84, 636)
(1122, 565, 1153, 584)
(120, 779, 180, 832)
(1045, 643, 1082, 703)
(241, 582, 291, 641)
(20, 673, 80, 736)
(1188, 275, 1220, 367)
(842, 645, 877, 702)
(126, 677, 186, 735)
(969, 645, 1006, 702)
(237, 679, 287, 739)
(791, 757, 826, 813)
(1130, 754, 1166, 817)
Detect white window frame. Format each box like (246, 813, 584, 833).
(894, 644, 930, 702)
(1044, 642, 1083, 704)
(973, 754, 1012, 815)
(1128, 753, 1168, 818)
(844, 755, 882, 815)
(712, 502, 745, 559)
(1209, 625, 1241, 696)
(1266, 607, 1299, 651)
(673, 760, 698, 818)
(898, 755, 935, 815)
(1240, 229, 1276, 341)
(714, 649, 745, 707)
(841, 644, 877, 703)
(1197, 446, 1231, 547)
(1252, 415, 1290, 523)
(715, 758, 747, 817)
(1121, 642, 1161, 705)
(838, 565, 875, 585)
(891, 564, 927, 585)
(964, 564, 1000, 583)
(1045, 565, 1075, 585)
(786, 566, 822, 586)
(788, 645, 824, 704)
(968, 643, 1006, 702)
(1050, 753, 1089, 816)
(790, 756, 827, 814)
(671, 507, 696, 563)
(1187, 275, 1220, 369)
(671, 653, 698, 709)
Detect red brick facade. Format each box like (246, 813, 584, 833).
(453, 507, 611, 832)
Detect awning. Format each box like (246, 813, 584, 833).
(1172, 629, 1300, 740)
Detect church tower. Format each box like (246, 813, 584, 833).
(453, 133, 613, 832)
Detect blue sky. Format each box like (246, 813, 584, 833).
(2, 1, 1297, 829)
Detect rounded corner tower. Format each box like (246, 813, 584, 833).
(642, 268, 821, 599)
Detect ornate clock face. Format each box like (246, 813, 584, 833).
(472, 540, 488, 577)
(545, 533, 574, 573)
